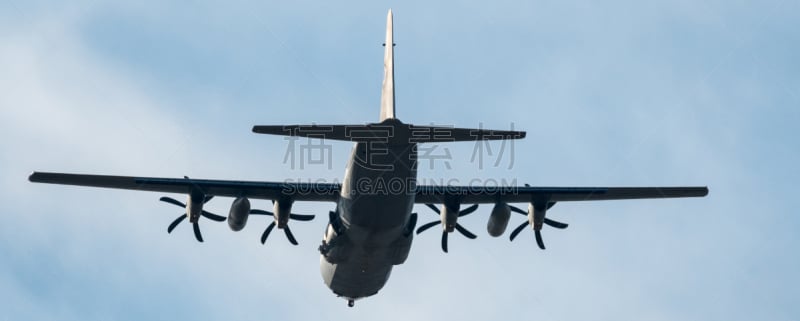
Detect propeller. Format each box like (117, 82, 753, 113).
(250, 208, 315, 246)
(159, 195, 226, 242)
(416, 203, 478, 253)
(508, 203, 568, 250)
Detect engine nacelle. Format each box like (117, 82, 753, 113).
(273, 199, 293, 228)
(185, 192, 205, 223)
(529, 202, 547, 230)
(487, 202, 511, 237)
(228, 197, 251, 231)
(440, 203, 459, 232)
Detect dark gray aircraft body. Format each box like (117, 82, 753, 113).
(28, 10, 708, 307)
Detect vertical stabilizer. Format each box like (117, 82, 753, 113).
(380, 9, 396, 121)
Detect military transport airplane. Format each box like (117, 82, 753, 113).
(28, 9, 708, 307)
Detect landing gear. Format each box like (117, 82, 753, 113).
(348, 299, 355, 307)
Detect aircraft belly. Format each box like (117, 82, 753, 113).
(320, 252, 394, 300)
(343, 193, 411, 230)
(339, 142, 416, 230)
(319, 220, 407, 299)
(320, 143, 417, 300)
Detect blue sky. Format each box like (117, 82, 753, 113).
(1, 1, 798, 320)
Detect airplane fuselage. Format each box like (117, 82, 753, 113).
(319, 140, 418, 302)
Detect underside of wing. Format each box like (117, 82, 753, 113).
(413, 184, 708, 251)
(414, 185, 708, 204)
(28, 172, 340, 202)
(29, 172, 707, 204)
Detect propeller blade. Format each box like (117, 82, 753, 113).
(201, 210, 226, 222)
(168, 215, 186, 233)
(193, 222, 203, 242)
(535, 230, 545, 250)
(544, 218, 568, 229)
(454, 224, 477, 239)
(509, 205, 527, 215)
(425, 203, 440, 214)
(203, 195, 214, 204)
(416, 221, 440, 234)
(509, 221, 528, 241)
(547, 202, 557, 210)
(284, 226, 298, 245)
(459, 204, 478, 217)
(289, 214, 316, 221)
(260, 222, 276, 244)
(250, 209, 272, 215)
(441, 231, 448, 253)
(160, 196, 185, 208)
(404, 213, 418, 236)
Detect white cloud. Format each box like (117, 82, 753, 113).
(1, 1, 798, 320)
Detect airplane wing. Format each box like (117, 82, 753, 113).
(29, 172, 707, 204)
(28, 172, 340, 202)
(412, 184, 707, 251)
(413, 185, 708, 204)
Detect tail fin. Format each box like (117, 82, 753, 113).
(380, 9, 396, 121)
(252, 10, 527, 145)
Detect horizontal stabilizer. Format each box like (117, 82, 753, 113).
(406, 124, 525, 142)
(253, 120, 525, 144)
